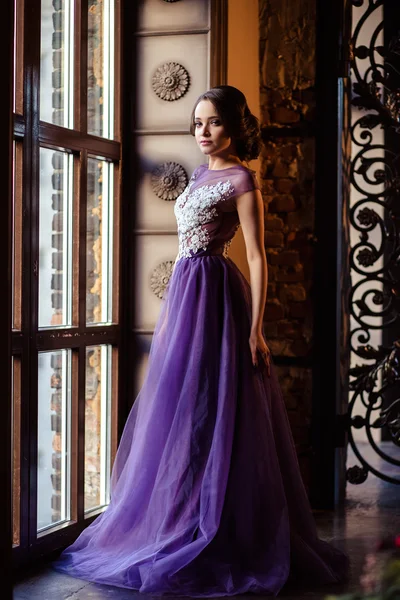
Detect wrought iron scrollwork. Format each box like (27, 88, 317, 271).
(346, 0, 400, 485)
(348, 340, 400, 483)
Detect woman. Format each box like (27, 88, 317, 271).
(53, 85, 349, 596)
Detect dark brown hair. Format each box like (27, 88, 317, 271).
(189, 85, 262, 162)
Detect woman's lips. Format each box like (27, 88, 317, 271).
(200, 141, 212, 145)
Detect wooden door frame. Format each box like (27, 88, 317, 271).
(1, 0, 14, 596)
(310, 0, 352, 510)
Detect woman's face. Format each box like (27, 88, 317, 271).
(194, 99, 233, 158)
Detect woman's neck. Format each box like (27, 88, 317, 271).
(207, 155, 244, 170)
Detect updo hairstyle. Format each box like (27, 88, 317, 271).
(189, 85, 262, 163)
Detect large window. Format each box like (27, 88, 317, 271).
(12, 0, 121, 564)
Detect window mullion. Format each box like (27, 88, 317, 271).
(77, 347, 86, 522)
(22, 0, 41, 555)
(79, 149, 88, 330)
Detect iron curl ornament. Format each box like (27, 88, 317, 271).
(346, 0, 400, 485)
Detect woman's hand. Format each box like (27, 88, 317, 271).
(249, 329, 271, 376)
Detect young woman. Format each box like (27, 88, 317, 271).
(53, 85, 349, 596)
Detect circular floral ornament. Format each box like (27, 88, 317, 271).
(151, 161, 188, 201)
(150, 261, 175, 299)
(357, 206, 379, 227)
(152, 62, 190, 102)
(356, 247, 377, 267)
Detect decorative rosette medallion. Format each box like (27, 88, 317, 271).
(150, 261, 175, 299)
(152, 62, 190, 102)
(151, 161, 188, 201)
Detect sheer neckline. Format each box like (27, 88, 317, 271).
(202, 163, 252, 172)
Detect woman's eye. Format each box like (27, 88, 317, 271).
(194, 121, 219, 127)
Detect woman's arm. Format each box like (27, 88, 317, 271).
(236, 188, 271, 374)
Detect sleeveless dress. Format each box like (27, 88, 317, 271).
(52, 163, 349, 596)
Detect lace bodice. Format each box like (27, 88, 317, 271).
(174, 163, 260, 259)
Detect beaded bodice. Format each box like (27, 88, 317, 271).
(174, 163, 259, 260)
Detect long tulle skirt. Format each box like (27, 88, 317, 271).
(52, 253, 349, 596)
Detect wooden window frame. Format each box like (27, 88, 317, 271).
(12, 0, 127, 571)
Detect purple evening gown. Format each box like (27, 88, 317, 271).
(52, 163, 349, 596)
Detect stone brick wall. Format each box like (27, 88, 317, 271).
(50, 0, 66, 525)
(88, 0, 104, 136)
(50, 351, 63, 522)
(85, 346, 103, 511)
(260, 0, 316, 490)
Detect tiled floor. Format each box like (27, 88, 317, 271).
(13, 442, 400, 600)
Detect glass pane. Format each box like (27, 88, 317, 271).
(86, 158, 113, 325)
(85, 345, 111, 513)
(40, 0, 74, 127)
(88, 0, 114, 138)
(12, 357, 21, 547)
(12, 141, 23, 330)
(39, 148, 73, 328)
(38, 349, 71, 531)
